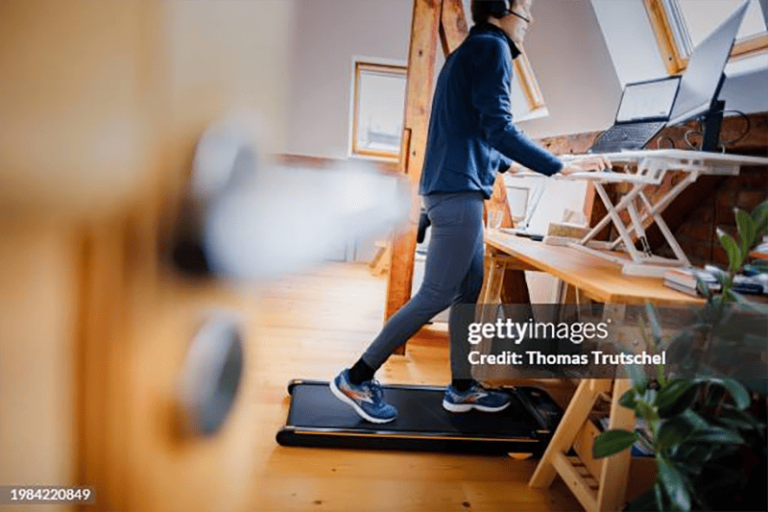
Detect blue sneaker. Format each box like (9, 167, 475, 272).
(442, 382, 512, 413)
(330, 369, 397, 424)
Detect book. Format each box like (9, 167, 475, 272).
(663, 279, 700, 296)
(663, 278, 721, 296)
(663, 268, 720, 289)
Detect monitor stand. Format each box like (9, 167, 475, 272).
(701, 99, 726, 152)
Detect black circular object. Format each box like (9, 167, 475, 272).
(178, 315, 244, 436)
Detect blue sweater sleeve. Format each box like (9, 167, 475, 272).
(470, 38, 563, 176)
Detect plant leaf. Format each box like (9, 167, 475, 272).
(637, 399, 660, 422)
(694, 276, 714, 299)
(656, 379, 699, 418)
(681, 409, 710, 430)
(645, 302, 663, 345)
(728, 290, 768, 314)
(688, 427, 744, 445)
(751, 200, 768, 238)
(654, 483, 668, 512)
(676, 441, 716, 467)
(619, 388, 638, 409)
(666, 330, 697, 366)
(656, 416, 694, 453)
(713, 405, 764, 431)
(735, 208, 755, 257)
(642, 388, 658, 407)
(718, 230, 742, 272)
(656, 455, 692, 511)
(707, 266, 730, 287)
(625, 361, 648, 389)
(593, 429, 638, 458)
(703, 377, 751, 410)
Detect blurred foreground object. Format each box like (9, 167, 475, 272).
(169, 112, 412, 280)
(177, 312, 245, 437)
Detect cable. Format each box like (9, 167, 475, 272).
(717, 109, 750, 148)
(683, 128, 703, 150)
(672, 109, 751, 151)
(656, 136, 677, 149)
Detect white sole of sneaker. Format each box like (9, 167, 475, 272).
(442, 399, 511, 413)
(329, 378, 396, 424)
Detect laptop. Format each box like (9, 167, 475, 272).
(503, 183, 545, 240)
(589, 76, 681, 154)
(501, 179, 579, 242)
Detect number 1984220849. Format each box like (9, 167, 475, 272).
(1, 486, 95, 504)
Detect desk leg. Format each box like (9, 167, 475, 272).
(530, 303, 635, 512)
(530, 379, 612, 488)
(481, 250, 507, 305)
(596, 304, 633, 511)
(597, 378, 634, 512)
(475, 252, 507, 381)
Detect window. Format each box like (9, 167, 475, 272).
(351, 61, 407, 160)
(350, 53, 548, 160)
(645, 0, 768, 74)
(512, 51, 548, 119)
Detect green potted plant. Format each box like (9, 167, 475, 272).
(592, 201, 768, 512)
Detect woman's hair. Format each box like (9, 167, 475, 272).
(471, 0, 516, 25)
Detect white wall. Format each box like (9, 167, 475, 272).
(513, 0, 623, 138)
(591, 0, 669, 85)
(164, 0, 297, 154)
(287, 0, 412, 159)
(461, 0, 622, 138)
(287, 0, 624, 156)
(720, 59, 768, 113)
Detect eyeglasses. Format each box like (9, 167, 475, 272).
(506, 10, 531, 24)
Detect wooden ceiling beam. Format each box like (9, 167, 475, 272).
(386, 0, 442, 351)
(439, 0, 468, 56)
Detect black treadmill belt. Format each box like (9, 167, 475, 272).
(277, 381, 561, 453)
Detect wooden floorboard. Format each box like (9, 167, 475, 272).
(236, 262, 583, 512)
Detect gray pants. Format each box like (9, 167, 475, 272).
(362, 191, 484, 380)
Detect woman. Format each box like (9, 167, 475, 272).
(331, 0, 611, 423)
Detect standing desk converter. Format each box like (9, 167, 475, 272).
(516, 149, 768, 277)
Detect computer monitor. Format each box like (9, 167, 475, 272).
(667, 0, 750, 150)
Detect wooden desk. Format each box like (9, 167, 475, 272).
(484, 229, 704, 306)
(481, 230, 703, 512)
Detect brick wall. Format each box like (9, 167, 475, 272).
(657, 166, 767, 267)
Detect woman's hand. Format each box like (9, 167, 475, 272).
(559, 155, 612, 176)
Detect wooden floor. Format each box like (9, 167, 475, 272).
(236, 262, 583, 512)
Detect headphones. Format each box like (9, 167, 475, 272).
(488, 0, 512, 19)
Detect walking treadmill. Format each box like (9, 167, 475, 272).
(276, 380, 563, 454)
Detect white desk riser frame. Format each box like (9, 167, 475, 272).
(512, 149, 768, 277)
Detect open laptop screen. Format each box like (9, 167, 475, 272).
(615, 77, 680, 123)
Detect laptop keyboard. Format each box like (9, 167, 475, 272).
(590, 121, 666, 153)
